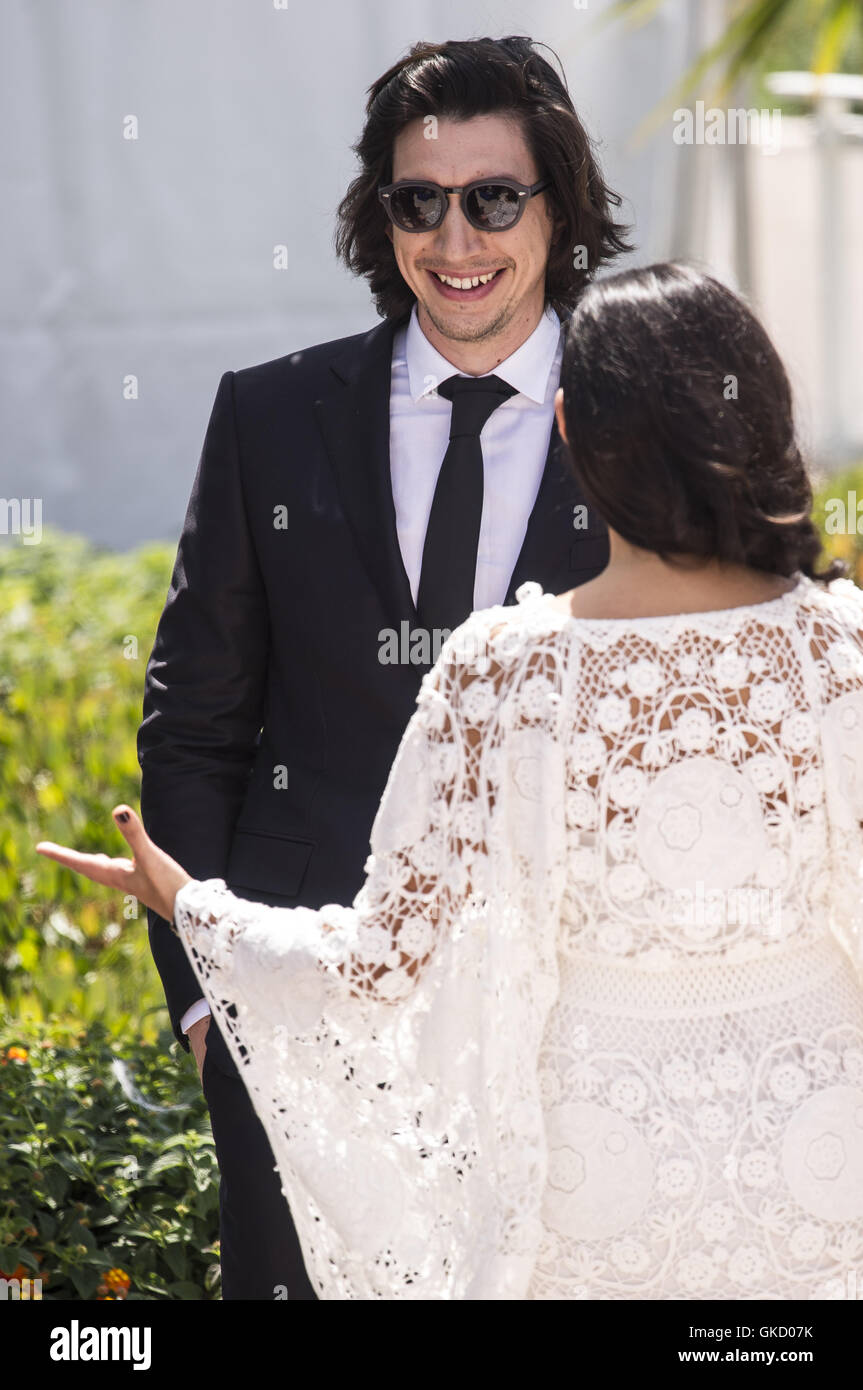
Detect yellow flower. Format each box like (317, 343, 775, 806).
(6, 1046, 29, 1062)
(105, 1267, 131, 1292)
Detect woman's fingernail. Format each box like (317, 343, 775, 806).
(115, 810, 130, 823)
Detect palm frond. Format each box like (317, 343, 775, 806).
(602, 0, 862, 150)
(812, 0, 860, 73)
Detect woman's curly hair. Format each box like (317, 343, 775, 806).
(559, 261, 846, 585)
(335, 35, 634, 321)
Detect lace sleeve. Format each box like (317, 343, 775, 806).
(171, 600, 569, 1299)
(173, 618, 512, 1021)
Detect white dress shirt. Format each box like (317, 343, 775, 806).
(180, 300, 564, 1036)
(390, 300, 563, 612)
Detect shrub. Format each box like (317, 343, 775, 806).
(0, 526, 175, 1039)
(0, 1017, 219, 1300)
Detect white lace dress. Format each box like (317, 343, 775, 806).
(173, 572, 863, 1300)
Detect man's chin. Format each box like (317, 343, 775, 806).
(416, 295, 513, 343)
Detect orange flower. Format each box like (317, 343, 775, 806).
(5, 1047, 28, 1063)
(105, 1267, 131, 1293)
(0, 1263, 28, 1281)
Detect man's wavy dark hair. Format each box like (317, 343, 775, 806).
(335, 35, 634, 321)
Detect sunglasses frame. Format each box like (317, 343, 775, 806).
(377, 176, 551, 232)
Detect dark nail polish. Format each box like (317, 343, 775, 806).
(116, 811, 130, 823)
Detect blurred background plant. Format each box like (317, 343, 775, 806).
(603, 0, 863, 121)
(0, 530, 223, 1297)
(811, 460, 863, 579)
(0, 1018, 219, 1300)
(1, 528, 175, 1041)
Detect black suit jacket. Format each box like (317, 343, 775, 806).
(137, 306, 609, 1071)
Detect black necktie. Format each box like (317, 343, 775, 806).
(416, 373, 518, 634)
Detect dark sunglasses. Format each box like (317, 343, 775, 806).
(377, 176, 551, 232)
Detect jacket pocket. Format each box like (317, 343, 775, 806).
(225, 828, 315, 899)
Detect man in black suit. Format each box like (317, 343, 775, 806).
(138, 34, 630, 1300)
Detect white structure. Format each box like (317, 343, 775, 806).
(0, 0, 858, 549)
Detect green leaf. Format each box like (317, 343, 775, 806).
(162, 1243, 188, 1280)
(143, 1151, 187, 1182)
(168, 1281, 203, 1300)
(54, 1152, 87, 1179)
(69, 1265, 101, 1300)
(42, 1167, 67, 1205)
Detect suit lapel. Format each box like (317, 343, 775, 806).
(505, 414, 578, 603)
(505, 309, 608, 602)
(313, 311, 416, 631)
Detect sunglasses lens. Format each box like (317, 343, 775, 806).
(465, 184, 521, 229)
(390, 185, 445, 230)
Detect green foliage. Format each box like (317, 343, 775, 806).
(0, 531, 221, 1298)
(0, 526, 176, 1040)
(812, 461, 863, 584)
(0, 1017, 219, 1300)
(747, 0, 863, 113)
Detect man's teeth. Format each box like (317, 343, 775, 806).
(434, 270, 500, 288)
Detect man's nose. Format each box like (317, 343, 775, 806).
(431, 192, 486, 253)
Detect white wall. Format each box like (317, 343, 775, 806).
(9, 0, 842, 551)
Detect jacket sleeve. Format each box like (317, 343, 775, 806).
(170, 624, 493, 1020)
(137, 370, 269, 1047)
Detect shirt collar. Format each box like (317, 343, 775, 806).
(405, 300, 562, 406)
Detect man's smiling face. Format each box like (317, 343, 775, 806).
(386, 113, 559, 359)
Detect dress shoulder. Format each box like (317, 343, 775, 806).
(503, 572, 855, 652)
(418, 583, 570, 685)
(816, 574, 863, 624)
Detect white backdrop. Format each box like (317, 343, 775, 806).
(7, 0, 849, 551)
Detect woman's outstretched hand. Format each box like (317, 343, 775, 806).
(35, 805, 193, 924)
